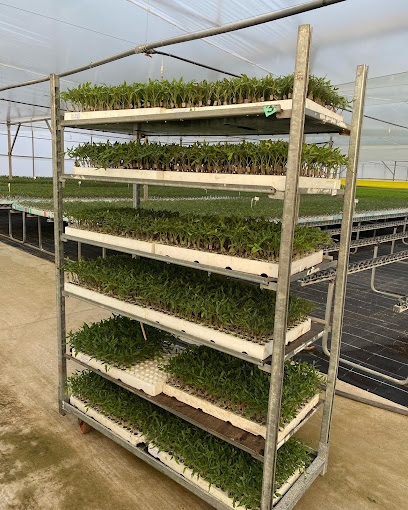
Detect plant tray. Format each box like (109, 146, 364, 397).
(71, 351, 319, 444)
(65, 226, 324, 279)
(161, 385, 320, 441)
(70, 166, 341, 195)
(62, 99, 350, 136)
(71, 350, 172, 396)
(70, 396, 146, 446)
(147, 445, 301, 507)
(64, 283, 312, 361)
(69, 396, 302, 508)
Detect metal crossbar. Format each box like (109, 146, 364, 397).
(301, 250, 408, 285)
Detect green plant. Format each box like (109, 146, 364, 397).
(68, 370, 313, 508)
(68, 315, 175, 367)
(161, 346, 324, 426)
(66, 139, 347, 179)
(61, 75, 350, 113)
(64, 255, 315, 344)
(70, 207, 333, 261)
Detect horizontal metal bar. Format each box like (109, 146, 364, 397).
(335, 389, 408, 416)
(329, 219, 408, 235)
(56, 0, 345, 79)
(299, 210, 408, 227)
(64, 353, 265, 461)
(273, 456, 325, 510)
(301, 250, 408, 285)
(62, 173, 278, 194)
(326, 232, 408, 252)
(62, 401, 232, 510)
(150, 50, 241, 78)
(0, 231, 54, 257)
(9, 116, 51, 125)
(0, 75, 50, 93)
(61, 233, 278, 289)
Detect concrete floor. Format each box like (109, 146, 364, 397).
(0, 243, 407, 510)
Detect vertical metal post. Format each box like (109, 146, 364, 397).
(38, 216, 43, 250)
(133, 184, 141, 208)
(261, 25, 312, 510)
(133, 128, 141, 209)
(78, 241, 82, 261)
(51, 73, 67, 416)
(319, 64, 368, 471)
(102, 247, 106, 259)
(321, 280, 335, 352)
(144, 184, 149, 202)
(22, 211, 26, 243)
(8, 210, 13, 238)
(390, 226, 397, 254)
(31, 124, 35, 179)
(7, 121, 12, 180)
(370, 245, 379, 292)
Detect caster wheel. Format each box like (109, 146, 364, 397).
(78, 419, 92, 434)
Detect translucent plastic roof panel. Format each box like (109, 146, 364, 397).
(1, 0, 407, 160)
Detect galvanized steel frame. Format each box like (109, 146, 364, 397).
(48, 23, 367, 510)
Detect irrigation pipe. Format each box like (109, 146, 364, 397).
(335, 389, 408, 416)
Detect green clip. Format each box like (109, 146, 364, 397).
(264, 106, 277, 117)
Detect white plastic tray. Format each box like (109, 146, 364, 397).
(65, 283, 312, 361)
(65, 226, 324, 279)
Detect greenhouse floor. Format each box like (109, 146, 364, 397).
(1, 242, 407, 510)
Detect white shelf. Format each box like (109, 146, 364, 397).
(71, 350, 320, 442)
(65, 282, 312, 361)
(148, 445, 301, 508)
(65, 227, 324, 279)
(69, 167, 341, 195)
(71, 396, 146, 446)
(162, 385, 320, 441)
(62, 99, 350, 136)
(70, 396, 301, 508)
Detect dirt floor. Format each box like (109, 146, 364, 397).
(0, 242, 407, 510)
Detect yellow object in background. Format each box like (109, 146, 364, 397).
(340, 179, 408, 189)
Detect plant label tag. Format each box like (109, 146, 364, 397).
(71, 113, 81, 120)
(80, 355, 89, 365)
(148, 446, 160, 458)
(264, 106, 277, 117)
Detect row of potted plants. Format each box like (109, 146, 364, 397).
(68, 315, 323, 428)
(61, 74, 349, 112)
(67, 140, 347, 178)
(68, 369, 313, 508)
(68, 207, 333, 261)
(65, 255, 315, 344)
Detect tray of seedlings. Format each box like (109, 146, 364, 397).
(68, 316, 177, 396)
(68, 316, 323, 446)
(64, 208, 333, 279)
(61, 75, 351, 137)
(66, 139, 345, 195)
(64, 255, 315, 361)
(68, 370, 314, 509)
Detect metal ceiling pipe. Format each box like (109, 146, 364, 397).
(0, 0, 346, 91)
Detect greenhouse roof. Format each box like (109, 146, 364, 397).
(1, 0, 407, 160)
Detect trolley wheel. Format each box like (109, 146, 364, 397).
(78, 418, 92, 434)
